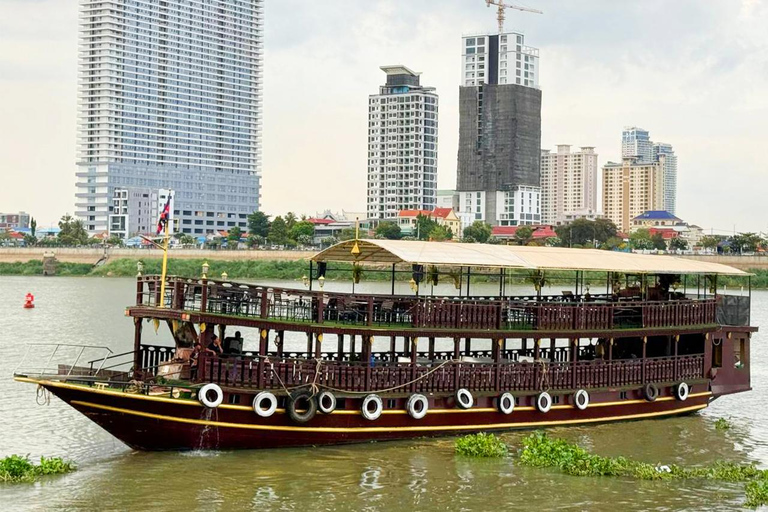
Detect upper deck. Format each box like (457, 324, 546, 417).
(128, 274, 750, 338)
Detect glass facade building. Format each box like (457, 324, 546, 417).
(75, 0, 263, 235)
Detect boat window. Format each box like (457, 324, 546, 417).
(734, 338, 746, 369)
(712, 338, 722, 368)
(387, 399, 396, 409)
(228, 394, 241, 405)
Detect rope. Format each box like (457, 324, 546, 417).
(263, 356, 462, 396)
(35, 384, 51, 406)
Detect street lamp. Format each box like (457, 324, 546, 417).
(137, 261, 144, 277)
(221, 271, 228, 281)
(302, 275, 309, 287)
(318, 275, 325, 290)
(202, 261, 209, 279)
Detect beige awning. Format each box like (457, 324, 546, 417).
(312, 239, 748, 276)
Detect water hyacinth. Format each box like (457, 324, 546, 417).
(517, 432, 768, 507)
(455, 433, 509, 458)
(0, 455, 76, 484)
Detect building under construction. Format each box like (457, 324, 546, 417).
(456, 31, 542, 228)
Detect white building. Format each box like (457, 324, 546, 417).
(75, 0, 263, 235)
(367, 65, 438, 220)
(654, 142, 678, 215)
(109, 188, 174, 239)
(458, 186, 541, 227)
(461, 31, 539, 88)
(622, 127, 653, 162)
(540, 145, 599, 225)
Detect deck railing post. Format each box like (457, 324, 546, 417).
(367, 297, 374, 326)
(317, 293, 325, 324)
(410, 337, 418, 393)
(136, 278, 143, 306)
(132, 318, 142, 379)
(258, 328, 267, 388)
(533, 338, 541, 390)
(260, 289, 268, 318)
(571, 338, 578, 389)
(200, 279, 208, 313)
(608, 338, 614, 387)
(642, 336, 647, 384)
(494, 338, 502, 392)
(673, 335, 679, 381)
(453, 337, 460, 391)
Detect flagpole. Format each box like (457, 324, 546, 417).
(158, 201, 171, 309)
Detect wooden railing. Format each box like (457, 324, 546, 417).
(134, 275, 719, 333)
(197, 353, 705, 393)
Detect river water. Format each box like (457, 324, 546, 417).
(0, 276, 765, 511)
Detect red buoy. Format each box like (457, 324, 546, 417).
(23, 292, 35, 309)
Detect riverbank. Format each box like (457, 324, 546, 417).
(1, 257, 766, 288)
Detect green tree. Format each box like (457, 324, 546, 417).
(227, 226, 242, 247)
(30, 217, 37, 238)
(428, 225, 451, 242)
(57, 214, 89, 246)
(669, 237, 688, 251)
(375, 221, 402, 240)
(414, 214, 439, 240)
(629, 228, 654, 250)
(729, 232, 763, 253)
(515, 226, 534, 246)
(602, 236, 625, 251)
(23, 233, 37, 246)
(268, 216, 289, 245)
(463, 221, 492, 243)
(700, 235, 722, 251)
(180, 234, 196, 246)
(106, 235, 124, 247)
(651, 232, 667, 251)
(247, 211, 271, 237)
(556, 218, 618, 248)
(289, 221, 315, 241)
(284, 212, 298, 231)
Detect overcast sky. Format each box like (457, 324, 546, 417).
(1, 0, 766, 234)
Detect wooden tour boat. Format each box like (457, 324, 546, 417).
(14, 239, 756, 450)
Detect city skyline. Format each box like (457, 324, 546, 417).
(1, 0, 766, 234)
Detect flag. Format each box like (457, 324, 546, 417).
(156, 193, 172, 235)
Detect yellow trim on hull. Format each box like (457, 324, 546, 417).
(71, 400, 708, 433)
(15, 377, 711, 415)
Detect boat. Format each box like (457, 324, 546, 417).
(14, 239, 756, 450)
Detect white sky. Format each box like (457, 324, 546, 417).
(0, 0, 766, 234)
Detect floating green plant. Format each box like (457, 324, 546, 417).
(715, 417, 732, 431)
(0, 455, 76, 484)
(455, 433, 508, 458)
(517, 432, 768, 507)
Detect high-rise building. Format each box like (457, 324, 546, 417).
(461, 31, 539, 88)
(602, 156, 666, 233)
(540, 145, 599, 225)
(621, 127, 653, 162)
(456, 31, 542, 227)
(654, 142, 678, 215)
(75, 0, 263, 236)
(366, 65, 438, 220)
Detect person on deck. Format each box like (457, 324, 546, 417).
(189, 343, 202, 378)
(207, 333, 224, 356)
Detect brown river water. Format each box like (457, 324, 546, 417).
(0, 276, 766, 511)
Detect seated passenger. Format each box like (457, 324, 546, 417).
(227, 331, 244, 354)
(207, 334, 224, 356)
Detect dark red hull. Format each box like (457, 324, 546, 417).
(19, 378, 711, 451)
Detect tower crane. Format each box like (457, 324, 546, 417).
(485, 0, 542, 33)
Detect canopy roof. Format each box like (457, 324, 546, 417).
(312, 239, 748, 276)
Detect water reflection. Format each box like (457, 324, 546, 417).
(1, 276, 767, 511)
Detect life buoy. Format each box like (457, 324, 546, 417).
(498, 392, 515, 415)
(286, 390, 317, 424)
(318, 391, 337, 414)
(643, 383, 659, 402)
(536, 392, 552, 413)
(253, 391, 278, 417)
(361, 394, 383, 421)
(199, 383, 223, 408)
(455, 388, 473, 409)
(674, 382, 689, 401)
(574, 389, 589, 410)
(406, 394, 429, 420)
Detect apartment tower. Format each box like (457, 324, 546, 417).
(366, 66, 438, 220)
(540, 145, 599, 225)
(75, 0, 263, 236)
(456, 31, 542, 227)
(602, 156, 666, 233)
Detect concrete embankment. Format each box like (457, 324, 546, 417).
(0, 248, 315, 265)
(677, 254, 768, 271)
